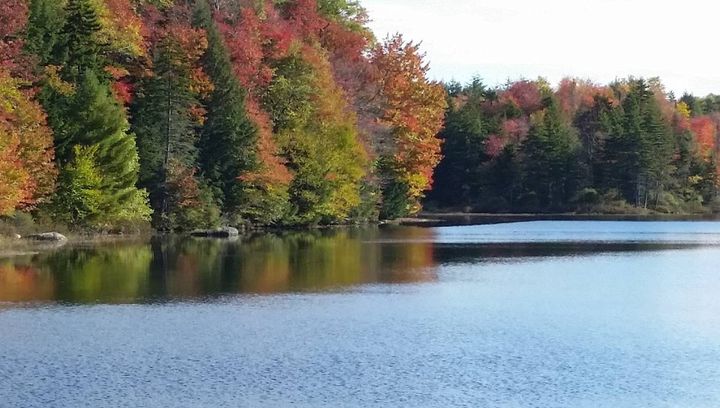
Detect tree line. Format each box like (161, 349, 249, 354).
(429, 78, 720, 214)
(3, 0, 719, 234)
(0, 0, 446, 231)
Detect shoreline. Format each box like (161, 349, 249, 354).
(3, 213, 720, 255)
(401, 212, 720, 226)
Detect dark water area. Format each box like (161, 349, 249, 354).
(2, 222, 720, 407)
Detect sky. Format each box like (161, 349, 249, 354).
(362, 0, 720, 96)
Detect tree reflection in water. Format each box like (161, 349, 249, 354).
(0, 226, 438, 304)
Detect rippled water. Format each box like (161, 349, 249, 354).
(2, 221, 720, 407)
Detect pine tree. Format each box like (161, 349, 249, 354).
(605, 80, 674, 207)
(429, 80, 489, 208)
(51, 145, 105, 225)
(680, 93, 705, 117)
(193, 0, 258, 216)
(50, 71, 151, 227)
(53, 0, 104, 81)
(38, 1, 151, 228)
(25, 0, 65, 65)
(639, 94, 674, 207)
(603, 83, 642, 203)
(131, 27, 213, 230)
(521, 97, 580, 210)
(490, 146, 522, 211)
(133, 46, 199, 190)
(574, 95, 615, 188)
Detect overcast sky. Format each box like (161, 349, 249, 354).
(362, 0, 720, 96)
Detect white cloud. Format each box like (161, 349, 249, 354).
(362, 0, 720, 95)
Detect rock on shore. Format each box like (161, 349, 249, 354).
(25, 232, 68, 242)
(189, 227, 240, 238)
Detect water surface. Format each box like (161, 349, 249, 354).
(2, 221, 720, 407)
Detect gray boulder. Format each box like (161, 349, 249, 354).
(190, 227, 240, 238)
(26, 232, 68, 242)
(217, 227, 240, 237)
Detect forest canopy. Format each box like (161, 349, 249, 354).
(429, 77, 720, 214)
(0, 0, 446, 230)
(1, 0, 718, 234)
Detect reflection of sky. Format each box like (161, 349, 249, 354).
(642, 248, 720, 337)
(433, 221, 720, 244)
(435, 246, 720, 339)
(363, 0, 720, 95)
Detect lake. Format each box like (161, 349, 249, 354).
(2, 221, 720, 407)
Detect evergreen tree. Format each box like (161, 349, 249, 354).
(488, 146, 522, 211)
(133, 47, 198, 190)
(378, 160, 411, 219)
(49, 71, 151, 227)
(600, 80, 674, 207)
(35, 0, 150, 228)
(574, 95, 615, 188)
(51, 145, 105, 225)
(25, 0, 65, 65)
(689, 156, 719, 204)
(131, 26, 214, 230)
(429, 80, 489, 208)
(193, 0, 258, 217)
(521, 98, 580, 210)
(603, 83, 644, 203)
(639, 94, 674, 207)
(680, 92, 705, 116)
(52, 0, 104, 81)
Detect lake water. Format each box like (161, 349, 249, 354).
(2, 221, 720, 407)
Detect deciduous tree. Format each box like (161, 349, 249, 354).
(371, 34, 447, 217)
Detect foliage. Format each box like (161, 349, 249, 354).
(50, 145, 105, 225)
(164, 159, 220, 230)
(429, 79, 489, 207)
(520, 97, 580, 210)
(431, 76, 719, 214)
(5, 0, 720, 232)
(52, 0, 105, 81)
(0, 127, 28, 216)
(42, 68, 151, 227)
(25, 0, 66, 66)
(5, 0, 458, 230)
(267, 46, 367, 224)
(193, 0, 258, 216)
(91, 0, 145, 58)
(371, 34, 447, 216)
(0, 71, 57, 211)
(131, 10, 210, 229)
(0, 0, 30, 73)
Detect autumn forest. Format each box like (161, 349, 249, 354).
(1, 0, 719, 233)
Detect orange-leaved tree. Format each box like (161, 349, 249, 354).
(371, 34, 447, 217)
(0, 71, 57, 214)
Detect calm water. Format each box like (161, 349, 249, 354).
(2, 221, 720, 407)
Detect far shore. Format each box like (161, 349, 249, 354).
(399, 212, 720, 226)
